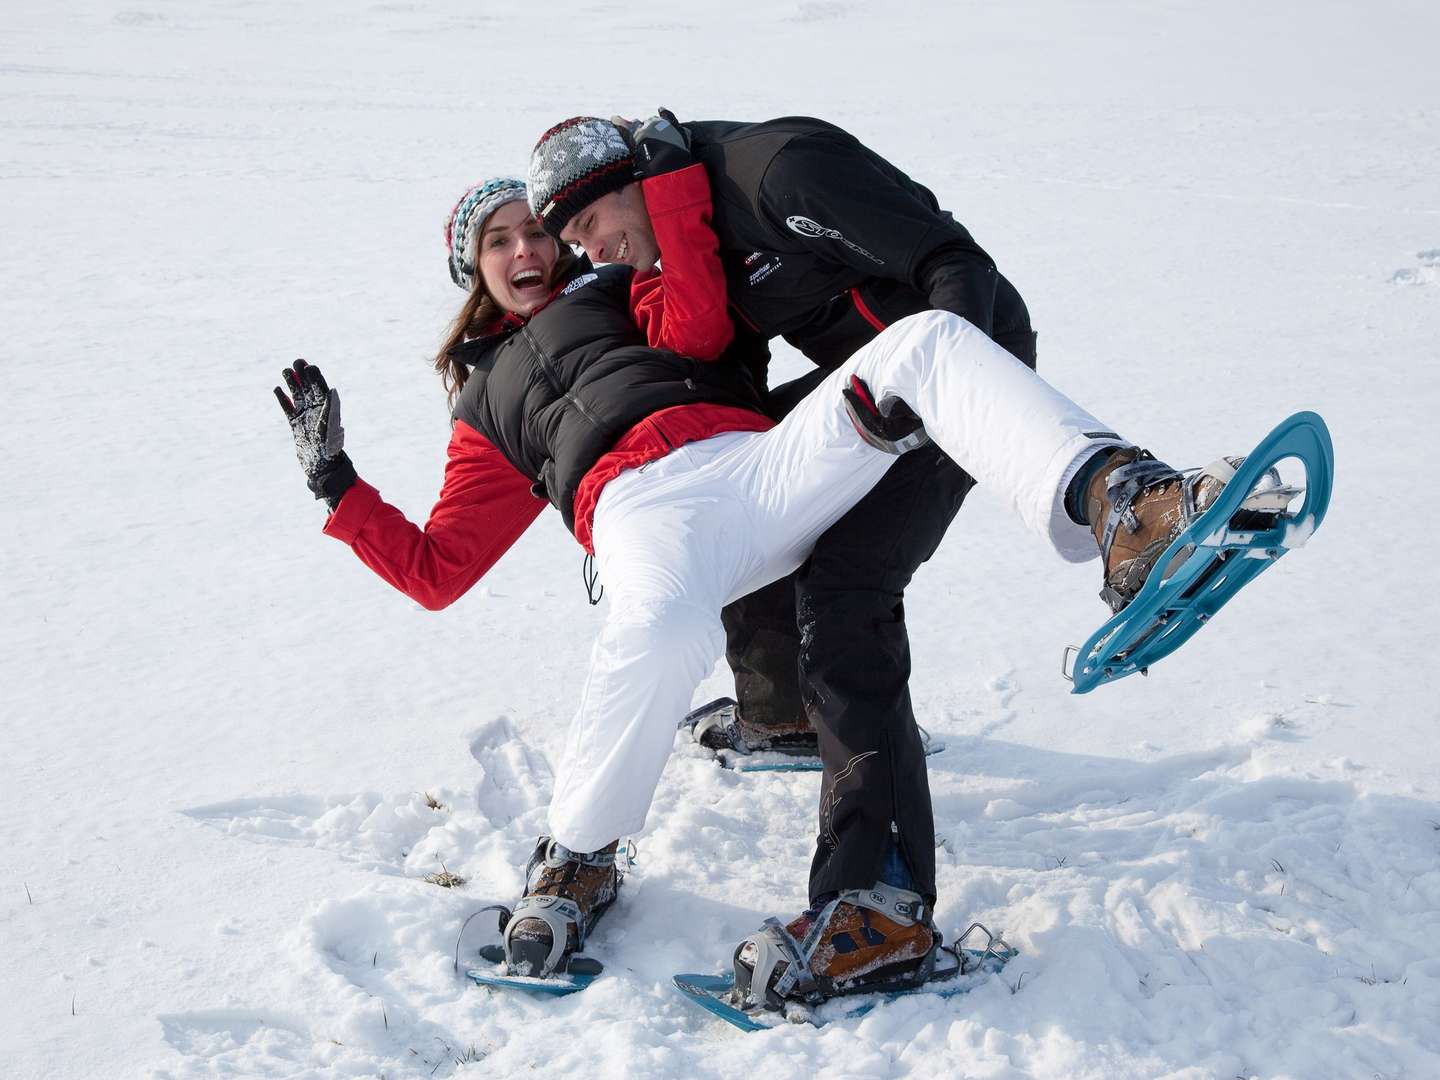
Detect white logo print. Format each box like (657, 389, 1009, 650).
(561, 272, 599, 296)
(818, 750, 879, 851)
(785, 215, 884, 265)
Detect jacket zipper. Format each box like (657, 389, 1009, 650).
(522, 324, 606, 433)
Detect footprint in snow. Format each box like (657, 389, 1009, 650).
(1389, 248, 1439, 285)
(468, 715, 551, 828)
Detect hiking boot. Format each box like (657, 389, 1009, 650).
(732, 883, 936, 1010)
(1084, 449, 1293, 614)
(503, 837, 621, 977)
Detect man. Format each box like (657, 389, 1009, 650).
(527, 112, 1038, 998)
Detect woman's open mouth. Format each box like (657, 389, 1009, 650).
(510, 268, 547, 294)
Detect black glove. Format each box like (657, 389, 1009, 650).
(274, 358, 357, 509)
(613, 108, 692, 178)
(841, 375, 929, 455)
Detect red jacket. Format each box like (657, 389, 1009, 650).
(323, 165, 773, 611)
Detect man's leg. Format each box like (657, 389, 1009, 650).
(719, 575, 807, 729)
(801, 320, 1034, 908)
(800, 443, 972, 908)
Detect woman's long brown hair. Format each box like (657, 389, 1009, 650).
(433, 243, 581, 410)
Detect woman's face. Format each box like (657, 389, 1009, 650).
(478, 200, 559, 316)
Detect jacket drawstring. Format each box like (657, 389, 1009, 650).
(582, 553, 604, 606)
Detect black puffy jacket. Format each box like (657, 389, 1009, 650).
(450, 263, 764, 533)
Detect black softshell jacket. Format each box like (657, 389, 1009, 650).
(687, 117, 1031, 371)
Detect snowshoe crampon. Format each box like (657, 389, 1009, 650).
(1066, 410, 1333, 694)
(672, 922, 1017, 1032)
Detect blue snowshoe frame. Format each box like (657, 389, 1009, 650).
(467, 967, 598, 995)
(1069, 411, 1333, 694)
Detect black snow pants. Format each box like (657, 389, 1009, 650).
(720, 327, 1037, 908)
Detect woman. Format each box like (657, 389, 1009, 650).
(277, 164, 775, 984)
(276, 157, 1271, 1008)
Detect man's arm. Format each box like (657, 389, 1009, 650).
(629, 163, 734, 360)
(758, 132, 1003, 335)
(324, 419, 547, 610)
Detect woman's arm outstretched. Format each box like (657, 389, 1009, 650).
(277, 360, 545, 611)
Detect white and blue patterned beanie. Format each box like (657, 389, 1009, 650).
(445, 177, 530, 291)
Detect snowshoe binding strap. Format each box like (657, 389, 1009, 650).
(523, 836, 620, 878)
(1097, 454, 1300, 613)
(733, 882, 930, 1011)
(1097, 451, 1184, 566)
(689, 700, 749, 753)
(733, 917, 816, 1010)
(1195, 457, 1302, 515)
(495, 836, 628, 978)
(503, 895, 584, 976)
(832, 881, 927, 927)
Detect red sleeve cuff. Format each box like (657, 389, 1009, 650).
(323, 478, 382, 545)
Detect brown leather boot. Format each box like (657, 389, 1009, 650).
(733, 883, 936, 1009)
(1085, 450, 1261, 613)
(504, 838, 621, 977)
(789, 899, 934, 983)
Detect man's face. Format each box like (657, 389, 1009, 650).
(560, 184, 659, 271)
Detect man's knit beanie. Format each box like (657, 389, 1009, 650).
(527, 117, 636, 239)
(444, 177, 529, 291)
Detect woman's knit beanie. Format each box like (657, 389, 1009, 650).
(444, 177, 529, 291)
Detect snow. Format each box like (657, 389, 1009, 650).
(4, 1, 1439, 1077)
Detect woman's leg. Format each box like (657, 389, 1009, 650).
(734, 309, 1126, 570)
(545, 438, 759, 853)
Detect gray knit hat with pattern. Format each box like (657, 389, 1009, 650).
(444, 177, 529, 291)
(527, 117, 637, 238)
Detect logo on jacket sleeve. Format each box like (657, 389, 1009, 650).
(784, 215, 884, 266)
(744, 251, 783, 286)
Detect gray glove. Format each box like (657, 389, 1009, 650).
(274, 358, 356, 508)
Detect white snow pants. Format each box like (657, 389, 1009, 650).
(547, 310, 1128, 851)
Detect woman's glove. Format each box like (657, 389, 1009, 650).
(274, 358, 356, 509)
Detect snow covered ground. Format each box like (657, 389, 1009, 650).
(4, 1, 1439, 1076)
